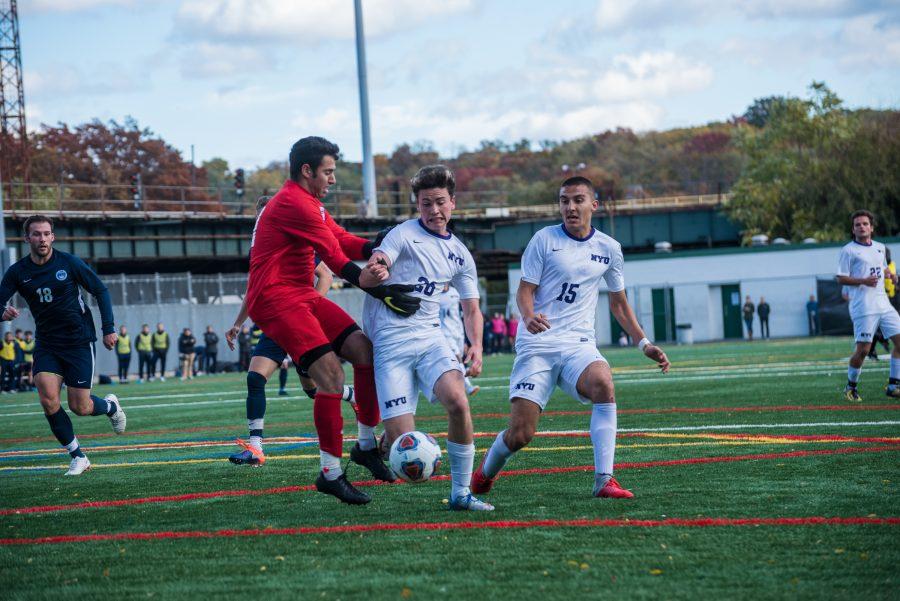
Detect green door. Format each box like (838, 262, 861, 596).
(651, 287, 676, 342)
(721, 284, 743, 339)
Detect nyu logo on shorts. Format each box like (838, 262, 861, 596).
(858, 332, 872, 340)
(56, 270, 67, 281)
(385, 396, 407, 408)
(514, 382, 536, 391)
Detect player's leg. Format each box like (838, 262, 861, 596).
(63, 343, 126, 434)
(846, 315, 876, 401)
(33, 346, 89, 475)
(432, 368, 494, 511)
(278, 359, 289, 395)
(229, 335, 282, 465)
(879, 310, 900, 398)
(571, 359, 632, 499)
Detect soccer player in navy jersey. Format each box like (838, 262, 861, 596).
(0, 215, 126, 475)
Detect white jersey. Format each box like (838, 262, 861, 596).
(837, 240, 893, 317)
(363, 219, 479, 346)
(516, 225, 624, 350)
(439, 285, 465, 353)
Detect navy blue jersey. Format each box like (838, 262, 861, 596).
(0, 250, 114, 347)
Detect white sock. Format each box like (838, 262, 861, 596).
(320, 451, 343, 480)
(64, 437, 80, 454)
(848, 365, 861, 384)
(891, 358, 900, 382)
(342, 385, 354, 403)
(464, 377, 476, 393)
(248, 435, 263, 451)
(482, 430, 513, 478)
(357, 423, 376, 450)
(590, 403, 617, 476)
(446, 440, 475, 500)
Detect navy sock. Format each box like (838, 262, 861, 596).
(45, 408, 83, 457)
(246, 371, 267, 437)
(90, 395, 114, 416)
(278, 367, 288, 391)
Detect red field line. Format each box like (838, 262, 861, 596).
(1, 516, 897, 546)
(3, 444, 897, 517)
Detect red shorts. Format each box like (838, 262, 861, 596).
(251, 295, 358, 370)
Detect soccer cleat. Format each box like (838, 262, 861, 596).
(64, 455, 91, 476)
(350, 442, 396, 482)
(228, 439, 266, 466)
(105, 394, 127, 434)
(278, 388, 289, 396)
(314, 471, 371, 505)
(886, 385, 900, 399)
(593, 475, 634, 499)
(844, 386, 862, 402)
(470, 457, 496, 494)
(467, 385, 481, 397)
(448, 493, 495, 511)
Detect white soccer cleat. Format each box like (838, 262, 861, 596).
(106, 394, 127, 434)
(64, 455, 91, 476)
(448, 493, 495, 511)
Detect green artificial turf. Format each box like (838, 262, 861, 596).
(0, 337, 897, 600)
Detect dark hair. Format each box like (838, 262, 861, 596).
(256, 195, 272, 213)
(25, 331, 32, 335)
(560, 176, 595, 194)
(850, 209, 875, 229)
(410, 164, 456, 197)
(23, 214, 53, 236)
(289, 136, 340, 181)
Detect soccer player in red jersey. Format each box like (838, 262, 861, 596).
(246, 136, 419, 504)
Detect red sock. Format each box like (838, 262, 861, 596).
(353, 365, 380, 427)
(313, 391, 343, 457)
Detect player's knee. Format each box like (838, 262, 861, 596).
(591, 384, 615, 404)
(506, 426, 534, 451)
(68, 400, 92, 416)
(247, 370, 267, 390)
(444, 394, 469, 419)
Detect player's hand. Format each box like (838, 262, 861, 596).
(369, 283, 421, 317)
(643, 344, 670, 373)
(891, 272, 899, 285)
(1, 306, 19, 321)
(464, 344, 483, 377)
(225, 325, 240, 351)
(863, 275, 879, 287)
(103, 333, 117, 351)
(524, 313, 551, 334)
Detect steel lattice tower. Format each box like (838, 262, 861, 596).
(0, 0, 28, 186)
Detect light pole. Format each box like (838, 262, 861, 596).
(354, 0, 377, 218)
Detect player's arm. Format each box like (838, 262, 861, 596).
(226, 295, 250, 351)
(314, 262, 333, 296)
(323, 210, 375, 260)
(609, 290, 669, 373)
(517, 280, 550, 334)
(72, 256, 117, 349)
(0, 268, 20, 322)
(836, 249, 878, 287)
(460, 298, 483, 377)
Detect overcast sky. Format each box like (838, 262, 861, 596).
(21, 0, 900, 169)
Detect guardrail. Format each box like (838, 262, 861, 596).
(1, 182, 728, 220)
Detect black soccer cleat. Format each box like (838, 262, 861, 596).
(350, 442, 397, 482)
(314, 471, 371, 505)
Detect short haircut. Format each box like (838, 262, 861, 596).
(851, 209, 875, 228)
(560, 176, 595, 194)
(142, 323, 149, 328)
(25, 331, 32, 335)
(23, 214, 53, 236)
(256, 195, 272, 213)
(410, 165, 456, 197)
(289, 136, 340, 181)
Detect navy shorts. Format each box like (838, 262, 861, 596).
(33, 342, 95, 389)
(252, 333, 288, 365)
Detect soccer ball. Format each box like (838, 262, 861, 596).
(389, 431, 442, 483)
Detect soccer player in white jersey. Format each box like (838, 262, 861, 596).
(836, 210, 900, 401)
(439, 283, 480, 397)
(363, 165, 493, 511)
(471, 176, 670, 499)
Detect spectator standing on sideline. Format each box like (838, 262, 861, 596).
(508, 314, 519, 350)
(136, 324, 153, 382)
(250, 323, 262, 352)
(0, 331, 16, 392)
(491, 312, 507, 353)
(757, 297, 771, 339)
(204, 325, 219, 374)
(152, 322, 169, 381)
(618, 331, 629, 347)
(20, 330, 35, 390)
(742, 296, 755, 340)
(806, 295, 819, 336)
(116, 325, 131, 384)
(178, 328, 196, 380)
(886, 249, 898, 311)
(238, 325, 252, 370)
(483, 314, 494, 356)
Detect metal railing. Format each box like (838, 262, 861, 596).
(1, 181, 729, 220)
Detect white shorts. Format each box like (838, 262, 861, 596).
(443, 333, 463, 359)
(508, 343, 607, 410)
(853, 309, 900, 343)
(374, 336, 464, 420)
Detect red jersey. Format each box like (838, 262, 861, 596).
(246, 179, 367, 319)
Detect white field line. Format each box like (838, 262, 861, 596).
(0, 395, 304, 418)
